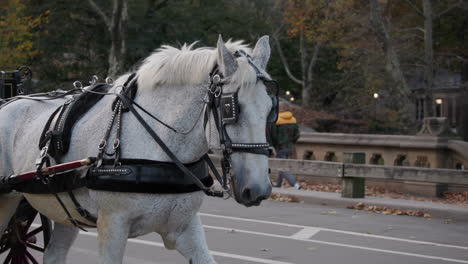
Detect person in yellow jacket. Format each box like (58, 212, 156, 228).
(270, 102, 301, 189)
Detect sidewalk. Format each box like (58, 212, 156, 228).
(272, 187, 468, 221)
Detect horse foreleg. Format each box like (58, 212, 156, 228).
(170, 214, 216, 264)
(0, 193, 22, 235)
(97, 212, 129, 264)
(43, 223, 78, 264)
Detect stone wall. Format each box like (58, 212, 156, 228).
(294, 132, 468, 170)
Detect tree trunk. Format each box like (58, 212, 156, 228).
(88, 0, 128, 77)
(302, 83, 313, 108)
(422, 0, 435, 117)
(299, 28, 310, 107)
(369, 0, 413, 130)
(369, 0, 410, 98)
(107, 0, 128, 77)
(302, 42, 322, 108)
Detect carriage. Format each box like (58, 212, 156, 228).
(0, 67, 53, 264)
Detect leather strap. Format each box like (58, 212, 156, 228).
(67, 190, 98, 224)
(117, 94, 223, 197)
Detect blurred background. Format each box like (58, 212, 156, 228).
(1, 0, 467, 137)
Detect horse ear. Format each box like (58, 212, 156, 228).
(217, 35, 238, 77)
(252, 35, 271, 70)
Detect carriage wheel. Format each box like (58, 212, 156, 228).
(0, 200, 52, 264)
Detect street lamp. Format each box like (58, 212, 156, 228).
(285, 91, 290, 96)
(373, 92, 379, 121)
(435, 98, 443, 117)
(290, 97, 295, 102)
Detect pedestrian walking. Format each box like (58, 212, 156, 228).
(270, 102, 301, 189)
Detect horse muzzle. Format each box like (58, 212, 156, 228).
(231, 177, 272, 207)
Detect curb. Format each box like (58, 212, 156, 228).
(272, 188, 468, 221)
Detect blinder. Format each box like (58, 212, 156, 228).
(233, 49, 279, 125)
(219, 81, 278, 126)
(220, 92, 239, 125)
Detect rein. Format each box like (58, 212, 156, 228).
(90, 54, 276, 196)
(94, 62, 273, 197)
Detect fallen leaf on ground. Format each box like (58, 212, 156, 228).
(295, 181, 468, 206)
(268, 193, 302, 203)
(347, 203, 432, 218)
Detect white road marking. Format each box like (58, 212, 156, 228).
(32, 222, 468, 263)
(290, 227, 321, 239)
(199, 212, 468, 250)
(203, 225, 468, 264)
(79, 231, 295, 264)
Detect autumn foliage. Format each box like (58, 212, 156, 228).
(0, 0, 48, 69)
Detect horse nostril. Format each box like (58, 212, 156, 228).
(241, 188, 252, 202)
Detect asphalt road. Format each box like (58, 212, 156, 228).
(3, 197, 468, 264)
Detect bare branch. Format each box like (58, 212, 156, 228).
(394, 27, 425, 34)
(402, 63, 426, 68)
(435, 52, 468, 61)
(87, 0, 111, 29)
(145, 0, 170, 18)
(306, 42, 322, 82)
(271, 34, 304, 85)
(403, 0, 424, 16)
(154, 0, 169, 10)
(435, 0, 463, 18)
(69, 13, 98, 26)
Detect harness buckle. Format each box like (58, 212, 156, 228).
(40, 176, 50, 185)
(214, 87, 222, 97)
(35, 146, 49, 167)
(212, 74, 221, 84)
(98, 140, 107, 150)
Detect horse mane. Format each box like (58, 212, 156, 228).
(136, 40, 252, 89)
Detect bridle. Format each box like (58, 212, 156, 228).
(204, 50, 279, 193)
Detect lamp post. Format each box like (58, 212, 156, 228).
(435, 98, 442, 117)
(373, 93, 379, 121)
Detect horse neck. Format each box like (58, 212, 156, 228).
(117, 82, 209, 163)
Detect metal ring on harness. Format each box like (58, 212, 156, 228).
(112, 139, 120, 149)
(98, 140, 107, 150)
(73, 81, 83, 89)
(214, 87, 222, 98)
(90, 75, 99, 85)
(212, 74, 221, 84)
(105, 77, 114, 85)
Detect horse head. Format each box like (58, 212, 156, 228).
(213, 36, 275, 207)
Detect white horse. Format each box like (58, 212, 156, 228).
(0, 36, 274, 263)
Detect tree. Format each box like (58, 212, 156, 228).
(370, 0, 464, 117)
(273, 0, 327, 108)
(0, 0, 47, 69)
(274, 0, 378, 110)
(87, 0, 129, 77)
